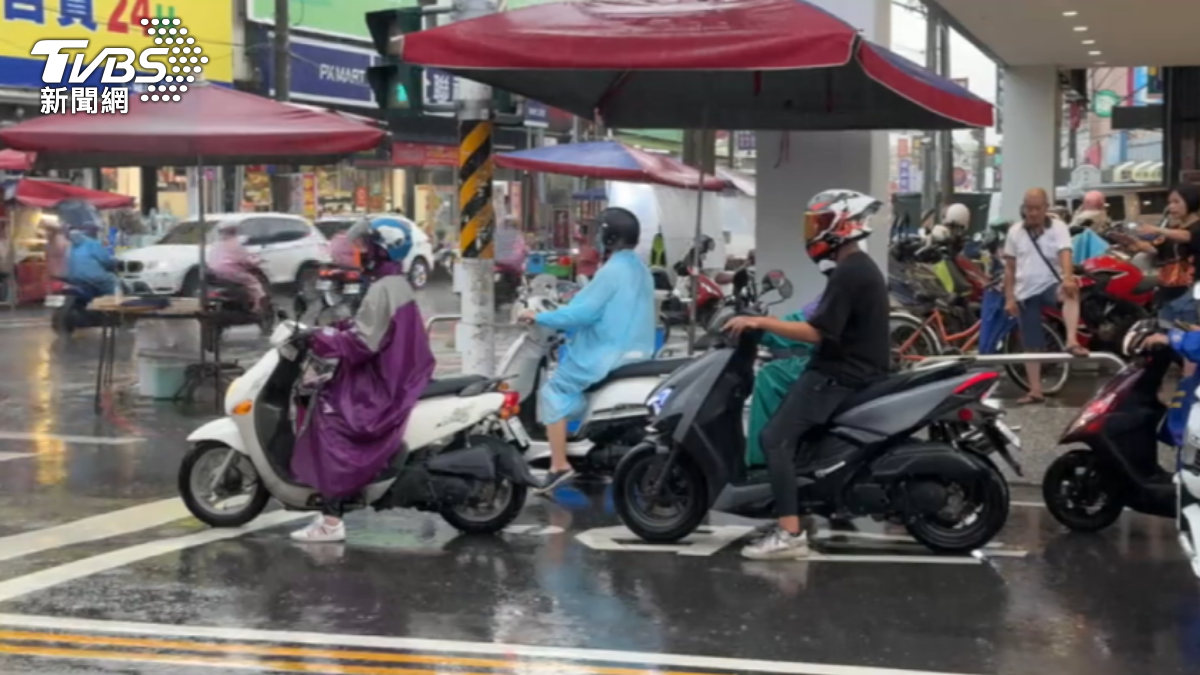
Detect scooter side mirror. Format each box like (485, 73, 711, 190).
(761, 269, 791, 300)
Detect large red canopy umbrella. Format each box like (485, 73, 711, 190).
(0, 82, 387, 168)
(10, 179, 134, 209)
(497, 141, 728, 190)
(0, 150, 34, 172)
(397, 0, 993, 130)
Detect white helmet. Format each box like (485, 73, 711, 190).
(944, 203, 970, 228)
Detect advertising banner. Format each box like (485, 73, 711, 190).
(0, 0, 234, 89)
(392, 142, 457, 168)
(257, 33, 377, 107)
(524, 99, 549, 128)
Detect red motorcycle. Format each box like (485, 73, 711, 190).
(1040, 251, 1155, 354)
(658, 263, 724, 329)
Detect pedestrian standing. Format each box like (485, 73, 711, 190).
(1003, 187, 1088, 405)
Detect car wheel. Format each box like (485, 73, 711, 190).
(179, 268, 201, 297)
(409, 257, 430, 289)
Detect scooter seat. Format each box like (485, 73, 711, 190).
(1131, 278, 1157, 296)
(835, 362, 969, 413)
(586, 358, 693, 392)
(420, 375, 488, 399)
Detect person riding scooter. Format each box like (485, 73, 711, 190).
(517, 207, 657, 493)
(64, 225, 117, 299)
(209, 226, 266, 309)
(289, 217, 435, 543)
(346, 216, 406, 282)
(723, 189, 891, 560)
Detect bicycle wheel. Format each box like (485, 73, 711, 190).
(1002, 321, 1070, 395)
(889, 312, 941, 371)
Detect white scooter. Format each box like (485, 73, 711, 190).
(180, 320, 539, 534)
(499, 275, 692, 475)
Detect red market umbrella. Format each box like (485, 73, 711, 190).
(497, 141, 728, 190)
(0, 82, 387, 168)
(11, 179, 134, 209)
(0, 150, 34, 172)
(398, 0, 994, 130)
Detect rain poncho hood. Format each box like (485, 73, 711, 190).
(536, 249, 655, 423)
(290, 275, 435, 498)
(746, 296, 821, 466)
(65, 230, 115, 293)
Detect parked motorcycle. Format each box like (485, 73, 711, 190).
(180, 320, 539, 533)
(501, 275, 692, 476)
(613, 269, 1014, 554)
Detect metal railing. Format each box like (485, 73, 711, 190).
(424, 314, 461, 336)
(913, 351, 1126, 371)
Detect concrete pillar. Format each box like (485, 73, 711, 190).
(754, 0, 890, 313)
(998, 66, 1059, 221)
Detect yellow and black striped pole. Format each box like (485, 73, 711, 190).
(458, 119, 495, 261)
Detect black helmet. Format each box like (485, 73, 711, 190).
(597, 207, 640, 250)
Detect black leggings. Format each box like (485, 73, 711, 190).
(759, 370, 857, 518)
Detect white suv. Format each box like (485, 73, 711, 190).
(119, 213, 331, 295)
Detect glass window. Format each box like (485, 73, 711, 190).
(235, 219, 271, 244)
(1105, 196, 1126, 222)
(158, 220, 219, 244)
(268, 218, 313, 243)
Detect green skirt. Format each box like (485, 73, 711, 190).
(746, 357, 809, 467)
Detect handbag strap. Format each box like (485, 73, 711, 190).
(1025, 224, 1062, 284)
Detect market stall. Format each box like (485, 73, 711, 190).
(0, 179, 135, 305)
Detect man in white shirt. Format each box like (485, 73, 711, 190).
(1003, 187, 1088, 404)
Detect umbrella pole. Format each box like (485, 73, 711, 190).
(196, 158, 207, 308)
(686, 115, 709, 356)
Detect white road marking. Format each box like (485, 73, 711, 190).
(0, 498, 191, 563)
(503, 524, 565, 536)
(0, 613, 989, 675)
(0, 432, 144, 446)
(0, 451, 33, 462)
(576, 525, 755, 556)
(1011, 500, 1045, 508)
(0, 511, 307, 603)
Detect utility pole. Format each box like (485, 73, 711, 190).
(270, 0, 291, 212)
(920, 7, 938, 216)
(454, 0, 497, 376)
(936, 17, 954, 205)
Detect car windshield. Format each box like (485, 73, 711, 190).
(157, 220, 223, 245)
(316, 220, 355, 239)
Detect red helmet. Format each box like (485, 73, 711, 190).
(804, 189, 881, 263)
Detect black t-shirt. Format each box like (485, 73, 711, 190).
(807, 251, 891, 388)
(1154, 220, 1200, 302)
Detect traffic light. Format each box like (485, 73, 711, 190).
(365, 8, 433, 117)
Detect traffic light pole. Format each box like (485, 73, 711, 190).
(271, 0, 291, 212)
(453, 0, 498, 376)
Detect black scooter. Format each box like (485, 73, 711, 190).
(1042, 325, 1176, 531)
(612, 269, 1017, 554)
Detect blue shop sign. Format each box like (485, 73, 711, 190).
(259, 35, 377, 108)
(524, 99, 548, 128)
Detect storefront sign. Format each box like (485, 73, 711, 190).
(248, 0, 420, 41)
(302, 173, 317, 218)
(524, 100, 548, 128)
(898, 159, 912, 193)
(423, 69, 456, 107)
(354, 186, 368, 209)
(257, 33, 377, 108)
(0, 0, 233, 90)
(734, 131, 756, 152)
(391, 142, 457, 168)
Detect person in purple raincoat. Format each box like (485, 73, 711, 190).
(289, 218, 435, 543)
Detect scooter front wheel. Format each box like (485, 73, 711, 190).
(1042, 449, 1125, 532)
(613, 444, 708, 543)
(179, 442, 270, 528)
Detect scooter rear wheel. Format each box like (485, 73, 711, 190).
(613, 444, 708, 543)
(1042, 449, 1125, 532)
(904, 458, 1010, 554)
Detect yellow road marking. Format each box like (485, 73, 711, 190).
(0, 629, 716, 675)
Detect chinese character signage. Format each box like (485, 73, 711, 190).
(0, 1, 233, 91)
(898, 158, 912, 193)
(423, 68, 455, 106)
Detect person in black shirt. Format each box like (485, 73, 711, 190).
(724, 190, 890, 560)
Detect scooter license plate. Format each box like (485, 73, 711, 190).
(315, 280, 332, 291)
(505, 417, 532, 448)
(343, 284, 360, 294)
(44, 295, 65, 308)
(993, 420, 1022, 449)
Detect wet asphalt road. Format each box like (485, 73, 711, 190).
(0, 281, 1195, 675)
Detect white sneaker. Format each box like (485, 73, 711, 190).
(741, 527, 810, 560)
(289, 515, 346, 543)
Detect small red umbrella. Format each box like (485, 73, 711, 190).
(398, 0, 993, 130)
(11, 179, 134, 210)
(0, 150, 34, 172)
(0, 82, 386, 168)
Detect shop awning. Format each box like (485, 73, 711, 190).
(497, 141, 727, 190)
(0, 149, 34, 172)
(8, 179, 134, 209)
(0, 82, 387, 168)
(397, 0, 993, 130)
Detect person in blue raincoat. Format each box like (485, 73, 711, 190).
(1141, 325, 1200, 448)
(65, 226, 116, 298)
(518, 207, 655, 493)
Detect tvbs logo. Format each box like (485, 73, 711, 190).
(32, 40, 168, 86)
